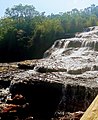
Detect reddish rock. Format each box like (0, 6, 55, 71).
(0, 103, 30, 120)
(7, 94, 26, 105)
(2, 104, 20, 113)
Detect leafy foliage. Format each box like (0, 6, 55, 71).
(0, 4, 98, 61)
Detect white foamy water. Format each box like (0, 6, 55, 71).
(44, 26, 98, 80)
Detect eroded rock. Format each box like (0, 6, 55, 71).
(53, 111, 84, 120)
(1, 26, 98, 119)
(10, 77, 63, 119)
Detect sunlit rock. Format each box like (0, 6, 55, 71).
(1, 26, 98, 119)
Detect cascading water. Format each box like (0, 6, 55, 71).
(1, 26, 98, 119)
(43, 26, 98, 113)
(44, 26, 98, 76)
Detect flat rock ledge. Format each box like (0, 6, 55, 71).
(0, 60, 98, 120)
(1, 26, 98, 119)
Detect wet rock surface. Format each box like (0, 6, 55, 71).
(1, 26, 98, 119)
(53, 111, 84, 120)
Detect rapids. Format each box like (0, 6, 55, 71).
(44, 26, 98, 82)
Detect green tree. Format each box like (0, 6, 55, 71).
(32, 19, 64, 58)
(5, 4, 39, 19)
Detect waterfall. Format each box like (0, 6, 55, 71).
(43, 26, 98, 76)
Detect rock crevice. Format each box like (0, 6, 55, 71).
(1, 26, 98, 119)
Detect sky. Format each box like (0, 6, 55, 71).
(0, 0, 98, 17)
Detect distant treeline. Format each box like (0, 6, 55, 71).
(0, 4, 98, 62)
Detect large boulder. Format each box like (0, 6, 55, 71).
(1, 26, 98, 119)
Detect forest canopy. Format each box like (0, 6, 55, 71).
(0, 4, 98, 62)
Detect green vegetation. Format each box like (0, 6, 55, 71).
(0, 4, 98, 62)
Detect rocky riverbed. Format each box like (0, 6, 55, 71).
(0, 26, 98, 120)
